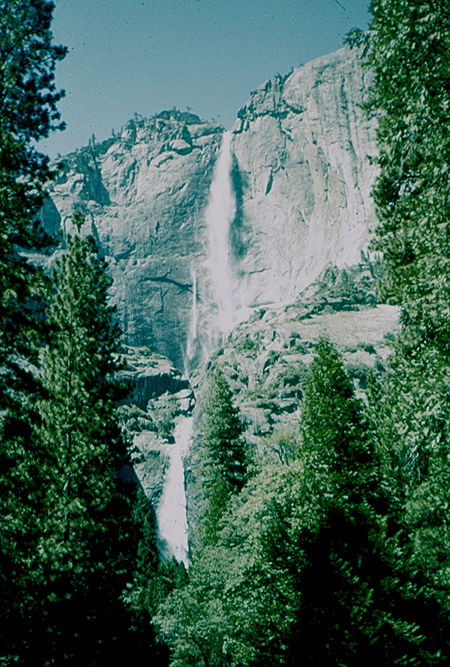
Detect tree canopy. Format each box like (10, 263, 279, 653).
(33, 214, 140, 663)
(0, 1, 67, 658)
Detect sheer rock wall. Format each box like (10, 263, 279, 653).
(42, 46, 377, 371)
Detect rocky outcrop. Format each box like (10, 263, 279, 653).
(118, 346, 194, 508)
(185, 265, 400, 545)
(231, 47, 377, 308)
(42, 46, 378, 373)
(121, 346, 190, 410)
(45, 111, 223, 369)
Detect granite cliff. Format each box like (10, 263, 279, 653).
(232, 47, 377, 308)
(42, 110, 223, 369)
(40, 45, 392, 562)
(42, 45, 378, 373)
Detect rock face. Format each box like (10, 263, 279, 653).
(42, 46, 377, 372)
(45, 111, 223, 369)
(231, 47, 377, 308)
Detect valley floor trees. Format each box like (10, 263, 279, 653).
(363, 0, 450, 650)
(0, 0, 67, 657)
(35, 212, 139, 663)
(156, 342, 437, 665)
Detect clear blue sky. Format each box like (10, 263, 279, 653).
(40, 0, 370, 157)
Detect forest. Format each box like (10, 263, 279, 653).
(0, 0, 449, 665)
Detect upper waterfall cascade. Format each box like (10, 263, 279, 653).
(205, 130, 240, 344)
(185, 129, 249, 372)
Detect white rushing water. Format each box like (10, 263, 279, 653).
(156, 416, 193, 567)
(205, 130, 238, 340)
(160, 132, 241, 565)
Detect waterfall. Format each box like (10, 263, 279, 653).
(205, 130, 238, 343)
(156, 416, 193, 567)
(158, 132, 240, 566)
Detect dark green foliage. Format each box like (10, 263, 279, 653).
(0, 0, 67, 435)
(122, 489, 173, 665)
(155, 544, 232, 667)
(370, 341, 450, 636)
(222, 343, 387, 665)
(0, 0, 67, 394)
(196, 367, 249, 545)
(364, 0, 450, 640)
(202, 368, 248, 492)
(301, 339, 374, 488)
(31, 215, 139, 663)
(0, 1, 66, 658)
(157, 343, 446, 665)
(366, 0, 450, 355)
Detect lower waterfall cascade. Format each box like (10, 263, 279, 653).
(156, 415, 193, 567)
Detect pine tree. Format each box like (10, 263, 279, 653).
(276, 341, 389, 664)
(202, 368, 248, 491)
(360, 0, 450, 482)
(300, 339, 375, 498)
(196, 367, 248, 545)
(228, 341, 441, 665)
(364, 0, 450, 633)
(35, 213, 138, 664)
(366, 0, 450, 354)
(0, 0, 66, 658)
(0, 0, 66, 402)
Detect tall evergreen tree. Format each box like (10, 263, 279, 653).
(0, 0, 66, 403)
(360, 0, 450, 478)
(291, 340, 445, 664)
(0, 0, 66, 658)
(35, 213, 138, 664)
(362, 0, 450, 627)
(196, 367, 248, 546)
(366, 0, 449, 354)
(158, 342, 438, 665)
